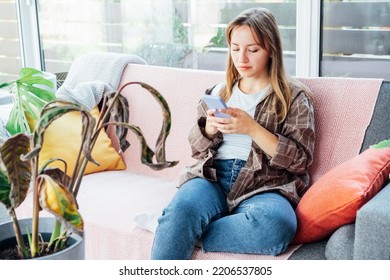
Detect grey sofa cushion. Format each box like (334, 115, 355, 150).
(325, 224, 355, 260)
(354, 182, 390, 259)
(325, 182, 390, 260)
(288, 241, 327, 260)
(360, 81, 390, 151)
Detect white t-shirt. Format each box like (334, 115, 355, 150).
(211, 82, 270, 161)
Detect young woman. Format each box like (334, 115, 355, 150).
(151, 7, 315, 260)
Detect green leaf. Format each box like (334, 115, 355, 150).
(0, 133, 32, 208)
(21, 76, 54, 88)
(0, 81, 15, 89)
(22, 84, 55, 102)
(0, 168, 11, 208)
(5, 104, 31, 135)
(38, 174, 83, 232)
(4, 67, 56, 135)
(371, 139, 390, 149)
(22, 88, 50, 109)
(18, 67, 43, 79)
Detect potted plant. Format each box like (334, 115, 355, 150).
(0, 68, 177, 259)
(203, 27, 228, 50)
(196, 27, 229, 70)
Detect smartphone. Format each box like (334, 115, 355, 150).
(202, 95, 230, 118)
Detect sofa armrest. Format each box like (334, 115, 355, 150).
(354, 181, 390, 259)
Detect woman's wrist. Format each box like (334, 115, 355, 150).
(248, 120, 278, 157)
(204, 126, 217, 139)
(247, 118, 260, 138)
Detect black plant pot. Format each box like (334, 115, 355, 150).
(0, 217, 84, 260)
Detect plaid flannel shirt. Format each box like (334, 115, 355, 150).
(179, 83, 315, 211)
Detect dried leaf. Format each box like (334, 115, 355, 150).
(111, 82, 179, 170)
(105, 91, 130, 152)
(0, 133, 31, 208)
(24, 101, 97, 167)
(42, 168, 71, 189)
(111, 122, 178, 170)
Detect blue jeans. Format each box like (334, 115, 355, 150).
(151, 159, 297, 260)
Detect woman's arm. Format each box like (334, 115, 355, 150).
(214, 90, 315, 174)
(268, 92, 315, 174)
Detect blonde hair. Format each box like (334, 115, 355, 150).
(221, 7, 293, 122)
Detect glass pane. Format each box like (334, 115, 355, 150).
(0, 0, 22, 84)
(38, 0, 296, 75)
(180, 0, 296, 75)
(321, 0, 390, 79)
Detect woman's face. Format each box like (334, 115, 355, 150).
(230, 25, 270, 81)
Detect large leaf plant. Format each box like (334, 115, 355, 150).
(0, 68, 56, 135)
(0, 69, 177, 258)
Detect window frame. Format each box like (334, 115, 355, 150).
(17, 0, 322, 77)
(16, 0, 43, 70)
(296, 0, 321, 77)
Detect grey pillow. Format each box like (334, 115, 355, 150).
(325, 224, 355, 260)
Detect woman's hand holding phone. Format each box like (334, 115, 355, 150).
(202, 95, 230, 137)
(202, 95, 258, 137)
(202, 95, 230, 118)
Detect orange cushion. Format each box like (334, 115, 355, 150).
(293, 147, 390, 244)
(39, 106, 126, 176)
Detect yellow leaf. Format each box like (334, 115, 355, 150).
(38, 174, 83, 231)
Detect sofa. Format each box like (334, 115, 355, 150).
(1, 59, 390, 260)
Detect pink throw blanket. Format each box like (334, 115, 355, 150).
(300, 78, 383, 184)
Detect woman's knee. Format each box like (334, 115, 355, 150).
(240, 193, 297, 254)
(246, 205, 296, 236)
(163, 193, 201, 220)
(159, 178, 228, 227)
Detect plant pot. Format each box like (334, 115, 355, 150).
(0, 217, 84, 260)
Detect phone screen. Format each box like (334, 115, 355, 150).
(202, 95, 230, 118)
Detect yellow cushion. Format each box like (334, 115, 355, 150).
(39, 106, 126, 176)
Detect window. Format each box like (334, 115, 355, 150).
(0, 0, 22, 83)
(37, 0, 297, 75)
(4, 0, 389, 79)
(321, 0, 390, 79)
(179, 0, 297, 75)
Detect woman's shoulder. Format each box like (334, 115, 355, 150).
(205, 82, 226, 96)
(288, 78, 313, 101)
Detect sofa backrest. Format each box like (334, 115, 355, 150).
(360, 81, 390, 151)
(114, 64, 384, 185)
(299, 77, 383, 183)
